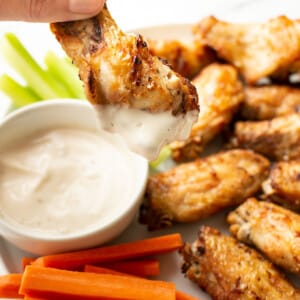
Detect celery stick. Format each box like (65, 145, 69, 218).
(149, 145, 172, 169)
(0, 74, 40, 107)
(44, 51, 85, 99)
(0, 33, 70, 99)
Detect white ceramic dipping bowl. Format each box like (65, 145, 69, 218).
(0, 99, 149, 255)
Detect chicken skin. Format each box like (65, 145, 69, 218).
(148, 38, 215, 79)
(139, 149, 270, 230)
(241, 85, 300, 120)
(180, 226, 300, 300)
(228, 198, 300, 276)
(262, 160, 300, 209)
(50, 4, 199, 160)
(229, 113, 300, 161)
(170, 64, 244, 162)
(194, 16, 300, 84)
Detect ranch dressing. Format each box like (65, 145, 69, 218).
(0, 128, 136, 236)
(95, 105, 198, 161)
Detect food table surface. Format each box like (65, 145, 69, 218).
(0, 0, 300, 299)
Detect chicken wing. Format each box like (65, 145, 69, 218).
(50, 4, 199, 160)
(193, 16, 300, 84)
(241, 85, 300, 120)
(139, 149, 269, 230)
(229, 113, 300, 161)
(262, 160, 300, 209)
(228, 198, 300, 276)
(170, 63, 244, 162)
(180, 226, 300, 300)
(148, 38, 216, 79)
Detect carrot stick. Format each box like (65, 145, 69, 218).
(20, 266, 176, 300)
(33, 233, 183, 270)
(85, 265, 199, 300)
(22, 257, 36, 270)
(176, 290, 200, 300)
(0, 273, 22, 298)
(84, 265, 136, 277)
(103, 259, 160, 277)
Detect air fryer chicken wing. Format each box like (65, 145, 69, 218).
(50, 4, 199, 160)
(228, 198, 300, 276)
(180, 226, 300, 300)
(148, 38, 216, 79)
(229, 113, 300, 161)
(139, 149, 269, 230)
(193, 16, 300, 84)
(170, 63, 244, 162)
(241, 85, 300, 120)
(262, 160, 300, 209)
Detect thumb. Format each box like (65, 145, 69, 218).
(0, 0, 105, 22)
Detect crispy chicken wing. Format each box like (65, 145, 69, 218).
(228, 198, 300, 276)
(180, 226, 300, 300)
(229, 113, 300, 161)
(193, 16, 300, 84)
(241, 85, 300, 120)
(139, 149, 269, 230)
(148, 38, 216, 79)
(50, 4, 199, 160)
(262, 160, 300, 209)
(170, 64, 244, 162)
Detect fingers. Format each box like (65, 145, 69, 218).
(0, 0, 105, 22)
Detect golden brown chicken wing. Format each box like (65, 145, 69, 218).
(180, 226, 300, 300)
(50, 4, 199, 160)
(139, 149, 269, 230)
(229, 113, 300, 161)
(262, 160, 300, 209)
(170, 63, 244, 162)
(228, 198, 300, 276)
(194, 16, 300, 84)
(241, 85, 300, 120)
(148, 38, 216, 79)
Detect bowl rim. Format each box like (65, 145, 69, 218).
(0, 99, 149, 243)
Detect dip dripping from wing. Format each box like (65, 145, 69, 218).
(50, 4, 199, 160)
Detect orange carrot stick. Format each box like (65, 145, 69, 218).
(33, 233, 183, 270)
(176, 290, 200, 300)
(84, 265, 136, 277)
(85, 264, 199, 300)
(20, 266, 176, 300)
(22, 257, 36, 270)
(0, 273, 22, 298)
(104, 259, 160, 277)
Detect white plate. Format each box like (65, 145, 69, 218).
(1, 20, 300, 300)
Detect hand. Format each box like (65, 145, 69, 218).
(0, 0, 105, 22)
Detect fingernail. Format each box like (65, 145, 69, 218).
(69, 0, 103, 14)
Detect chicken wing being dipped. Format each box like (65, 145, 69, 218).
(139, 149, 269, 230)
(193, 16, 300, 84)
(262, 160, 300, 209)
(180, 226, 300, 300)
(228, 198, 300, 276)
(50, 4, 199, 160)
(148, 38, 216, 79)
(170, 63, 244, 162)
(241, 85, 300, 120)
(229, 113, 300, 161)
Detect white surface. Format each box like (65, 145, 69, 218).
(0, 0, 300, 299)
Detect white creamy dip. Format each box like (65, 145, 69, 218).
(95, 105, 198, 161)
(0, 128, 137, 236)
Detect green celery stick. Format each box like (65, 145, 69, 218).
(44, 51, 85, 99)
(0, 74, 40, 107)
(149, 145, 172, 169)
(0, 33, 71, 99)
